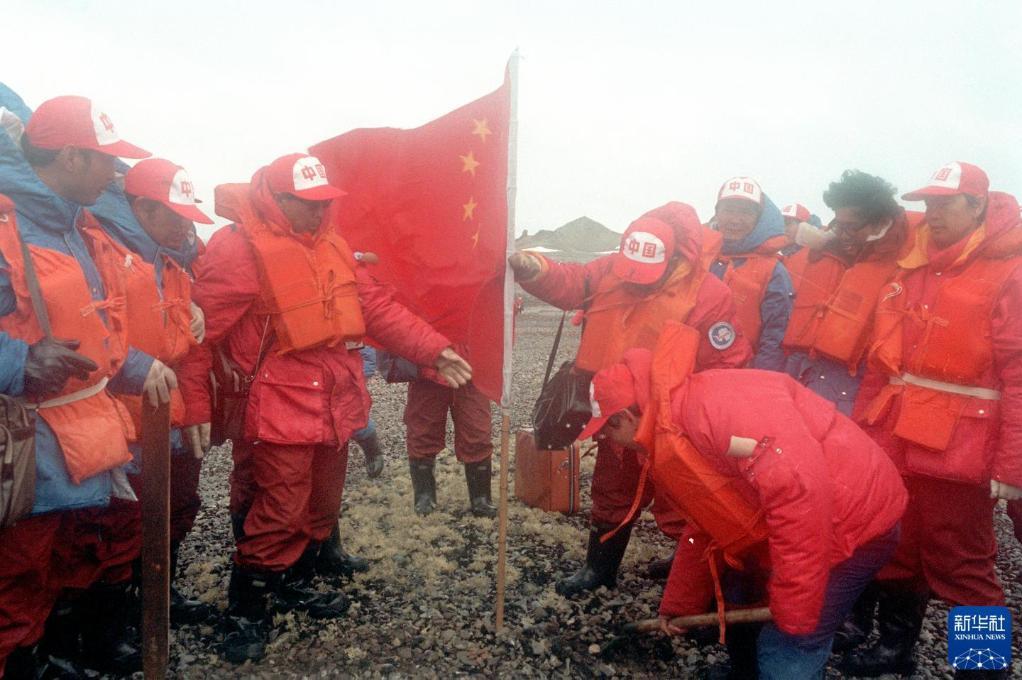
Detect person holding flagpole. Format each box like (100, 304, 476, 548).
(178, 152, 474, 663)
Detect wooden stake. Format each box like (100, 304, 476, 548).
(495, 410, 511, 631)
(140, 400, 171, 679)
(623, 606, 773, 634)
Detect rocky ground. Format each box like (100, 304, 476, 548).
(164, 304, 1022, 679)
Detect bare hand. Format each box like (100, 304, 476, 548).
(143, 359, 178, 407)
(189, 301, 206, 344)
(435, 348, 473, 388)
(508, 251, 541, 281)
(991, 479, 1022, 500)
(183, 422, 211, 459)
(658, 616, 686, 637)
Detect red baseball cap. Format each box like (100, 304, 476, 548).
(264, 153, 346, 201)
(612, 217, 675, 285)
(125, 159, 213, 224)
(577, 363, 638, 441)
(781, 203, 811, 222)
(25, 96, 150, 159)
(717, 176, 764, 207)
(902, 162, 989, 201)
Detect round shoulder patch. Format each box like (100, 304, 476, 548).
(708, 321, 736, 350)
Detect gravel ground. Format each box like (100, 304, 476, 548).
(162, 303, 1022, 679)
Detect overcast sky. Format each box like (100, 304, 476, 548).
(5, 0, 1021, 239)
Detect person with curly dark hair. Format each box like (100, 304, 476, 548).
(782, 169, 917, 414)
(774, 171, 920, 666)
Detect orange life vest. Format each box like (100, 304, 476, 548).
(574, 262, 704, 373)
(704, 230, 785, 345)
(82, 225, 193, 432)
(0, 196, 133, 483)
(784, 248, 811, 295)
(216, 184, 365, 355)
(636, 322, 769, 557)
(782, 252, 899, 370)
(865, 224, 1022, 452)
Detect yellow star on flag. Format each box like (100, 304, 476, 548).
(463, 197, 478, 221)
(471, 118, 492, 143)
(460, 150, 480, 177)
(471, 228, 480, 248)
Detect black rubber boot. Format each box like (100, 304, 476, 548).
(358, 431, 385, 479)
(831, 582, 880, 654)
(464, 459, 497, 518)
(646, 554, 675, 580)
(78, 582, 142, 676)
(409, 458, 437, 515)
(222, 564, 272, 664)
(286, 542, 321, 588)
(273, 565, 350, 620)
(36, 598, 88, 680)
(317, 524, 369, 579)
(555, 524, 633, 596)
(837, 587, 929, 677)
(170, 542, 215, 626)
(2, 645, 37, 680)
(4, 644, 70, 680)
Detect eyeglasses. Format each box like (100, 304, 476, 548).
(828, 217, 871, 234)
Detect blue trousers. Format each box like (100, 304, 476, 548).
(757, 525, 900, 679)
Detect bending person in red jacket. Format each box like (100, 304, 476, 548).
(580, 323, 906, 680)
(177, 153, 472, 664)
(510, 203, 752, 596)
(841, 163, 1022, 679)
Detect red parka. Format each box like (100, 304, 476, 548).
(854, 192, 1022, 487)
(177, 178, 451, 446)
(660, 369, 907, 635)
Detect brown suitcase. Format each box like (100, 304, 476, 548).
(514, 429, 581, 514)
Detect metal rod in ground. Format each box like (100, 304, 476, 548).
(495, 410, 511, 631)
(623, 606, 773, 635)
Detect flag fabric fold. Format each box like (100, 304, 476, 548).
(312, 69, 511, 402)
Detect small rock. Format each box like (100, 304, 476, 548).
(588, 643, 601, 654)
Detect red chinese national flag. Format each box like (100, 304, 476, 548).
(311, 69, 512, 402)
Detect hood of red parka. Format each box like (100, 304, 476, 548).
(638, 201, 704, 265)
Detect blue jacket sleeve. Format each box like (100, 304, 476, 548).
(0, 252, 28, 396)
(752, 261, 793, 372)
(107, 347, 154, 395)
(0, 332, 28, 396)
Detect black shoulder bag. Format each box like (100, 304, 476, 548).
(530, 311, 593, 450)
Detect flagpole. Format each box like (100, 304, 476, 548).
(495, 48, 519, 634)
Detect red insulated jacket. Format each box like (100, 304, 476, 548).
(177, 182, 451, 446)
(854, 191, 1022, 487)
(519, 202, 753, 371)
(659, 369, 907, 635)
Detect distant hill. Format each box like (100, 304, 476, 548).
(516, 217, 621, 254)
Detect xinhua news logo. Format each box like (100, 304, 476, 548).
(947, 606, 1012, 672)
